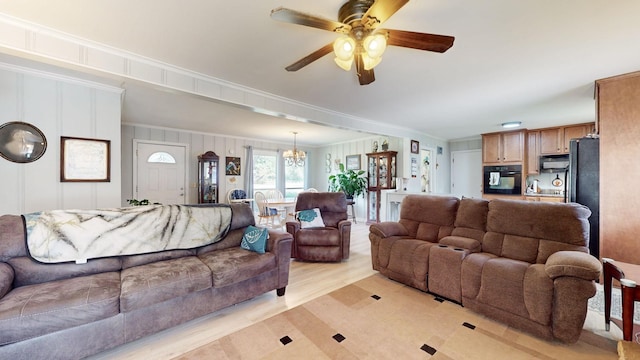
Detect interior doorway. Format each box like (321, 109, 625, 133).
(134, 140, 188, 205)
(450, 150, 482, 198)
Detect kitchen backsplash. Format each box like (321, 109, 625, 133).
(525, 172, 566, 195)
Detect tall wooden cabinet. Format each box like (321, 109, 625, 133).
(197, 151, 219, 203)
(596, 71, 640, 264)
(366, 151, 397, 223)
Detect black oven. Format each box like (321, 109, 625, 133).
(483, 165, 522, 195)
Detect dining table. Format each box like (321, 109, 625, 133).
(267, 198, 297, 222)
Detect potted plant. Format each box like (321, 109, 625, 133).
(328, 163, 367, 200)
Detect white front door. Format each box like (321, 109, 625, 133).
(135, 141, 187, 205)
(451, 150, 482, 198)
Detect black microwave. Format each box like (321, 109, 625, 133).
(483, 165, 522, 195)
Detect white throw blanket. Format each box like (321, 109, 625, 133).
(23, 204, 232, 264)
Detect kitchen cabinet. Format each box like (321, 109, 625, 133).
(197, 151, 219, 203)
(539, 123, 594, 155)
(526, 130, 540, 174)
(482, 130, 525, 164)
(366, 151, 397, 223)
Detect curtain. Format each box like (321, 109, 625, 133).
(244, 146, 254, 210)
(277, 149, 286, 195)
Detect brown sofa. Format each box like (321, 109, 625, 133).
(0, 203, 292, 359)
(369, 195, 602, 343)
(286, 192, 351, 262)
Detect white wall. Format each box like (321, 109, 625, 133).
(121, 124, 300, 206)
(315, 134, 451, 222)
(0, 65, 122, 214)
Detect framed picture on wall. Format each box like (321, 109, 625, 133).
(411, 140, 419, 154)
(225, 156, 241, 175)
(60, 136, 111, 182)
(345, 154, 361, 170)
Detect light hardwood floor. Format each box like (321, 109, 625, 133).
(90, 222, 376, 359)
(90, 222, 621, 359)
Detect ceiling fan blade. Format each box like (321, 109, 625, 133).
(384, 29, 455, 53)
(355, 54, 375, 85)
(361, 0, 409, 29)
(285, 43, 334, 72)
(271, 7, 351, 34)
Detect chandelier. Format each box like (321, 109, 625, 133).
(283, 132, 306, 167)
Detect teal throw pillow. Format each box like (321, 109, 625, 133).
(241, 225, 269, 254)
(296, 208, 325, 228)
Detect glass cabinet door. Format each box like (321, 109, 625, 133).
(198, 151, 219, 203)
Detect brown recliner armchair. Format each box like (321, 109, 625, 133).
(286, 192, 351, 262)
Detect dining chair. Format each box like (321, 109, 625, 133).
(227, 189, 248, 203)
(603, 258, 640, 343)
(266, 189, 286, 220)
(254, 191, 281, 228)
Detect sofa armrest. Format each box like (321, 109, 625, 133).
(0, 262, 14, 298)
(439, 235, 481, 253)
(267, 229, 293, 254)
(285, 221, 300, 236)
(545, 251, 602, 281)
(369, 222, 409, 238)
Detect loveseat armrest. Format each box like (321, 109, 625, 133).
(0, 262, 14, 298)
(439, 236, 481, 253)
(369, 222, 409, 239)
(545, 251, 602, 281)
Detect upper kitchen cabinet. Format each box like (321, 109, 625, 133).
(526, 130, 540, 174)
(482, 130, 525, 164)
(539, 123, 594, 155)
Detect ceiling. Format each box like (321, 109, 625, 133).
(0, 0, 639, 146)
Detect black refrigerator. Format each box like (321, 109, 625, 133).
(566, 137, 599, 258)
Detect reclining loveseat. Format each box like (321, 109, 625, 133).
(369, 195, 601, 343)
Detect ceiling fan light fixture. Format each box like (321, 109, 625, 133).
(333, 36, 356, 71)
(363, 33, 387, 59)
(362, 53, 382, 71)
(334, 57, 354, 71)
(333, 36, 355, 60)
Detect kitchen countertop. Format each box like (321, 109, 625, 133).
(524, 192, 564, 198)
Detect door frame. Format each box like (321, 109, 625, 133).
(133, 139, 190, 203)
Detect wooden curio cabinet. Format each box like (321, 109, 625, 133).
(198, 151, 219, 203)
(366, 151, 397, 223)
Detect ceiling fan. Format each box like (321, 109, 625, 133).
(271, 0, 455, 85)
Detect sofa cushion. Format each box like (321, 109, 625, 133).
(241, 225, 269, 254)
(385, 239, 437, 291)
(199, 247, 276, 288)
(451, 197, 489, 241)
(120, 256, 212, 313)
(8, 256, 123, 287)
(0, 272, 121, 345)
(398, 195, 458, 240)
(295, 228, 341, 246)
(476, 258, 530, 319)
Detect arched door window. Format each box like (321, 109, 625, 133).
(147, 152, 176, 164)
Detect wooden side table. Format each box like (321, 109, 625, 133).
(603, 258, 640, 342)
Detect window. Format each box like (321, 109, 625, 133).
(147, 152, 176, 164)
(251, 149, 307, 198)
(285, 162, 305, 198)
(252, 150, 277, 193)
